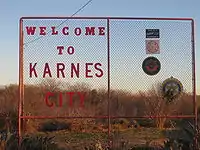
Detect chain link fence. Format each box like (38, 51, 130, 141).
(18, 17, 196, 149)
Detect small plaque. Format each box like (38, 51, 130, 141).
(142, 56, 161, 76)
(146, 40, 160, 54)
(146, 29, 160, 38)
(161, 77, 183, 102)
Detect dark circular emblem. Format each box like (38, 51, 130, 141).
(162, 77, 183, 102)
(142, 56, 161, 75)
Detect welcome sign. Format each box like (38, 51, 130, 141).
(20, 18, 109, 111)
(19, 17, 195, 117)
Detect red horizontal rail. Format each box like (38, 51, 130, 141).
(20, 16, 194, 21)
(21, 115, 107, 119)
(20, 115, 195, 119)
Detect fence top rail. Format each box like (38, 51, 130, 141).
(20, 16, 194, 21)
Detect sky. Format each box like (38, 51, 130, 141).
(0, 0, 199, 94)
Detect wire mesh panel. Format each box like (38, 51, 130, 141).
(108, 18, 196, 149)
(21, 18, 108, 117)
(109, 19, 194, 117)
(110, 118, 196, 149)
(19, 17, 196, 149)
(22, 118, 109, 150)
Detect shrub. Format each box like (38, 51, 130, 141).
(130, 146, 162, 150)
(128, 120, 140, 128)
(38, 120, 72, 132)
(163, 120, 200, 150)
(6, 134, 64, 150)
(0, 110, 18, 132)
(136, 119, 155, 128)
(112, 119, 129, 125)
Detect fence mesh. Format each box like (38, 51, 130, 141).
(22, 19, 108, 116)
(109, 19, 193, 117)
(20, 18, 196, 149)
(110, 20, 193, 93)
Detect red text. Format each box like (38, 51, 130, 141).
(29, 62, 104, 78)
(26, 26, 106, 36)
(45, 92, 85, 108)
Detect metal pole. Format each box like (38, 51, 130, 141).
(18, 18, 24, 149)
(107, 18, 111, 148)
(191, 19, 197, 150)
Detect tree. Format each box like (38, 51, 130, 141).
(0, 85, 18, 133)
(142, 83, 181, 129)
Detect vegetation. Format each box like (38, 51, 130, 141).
(163, 120, 200, 150)
(5, 134, 63, 150)
(0, 79, 199, 149)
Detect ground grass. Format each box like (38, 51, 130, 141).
(33, 127, 165, 149)
(114, 128, 164, 139)
(35, 130, 108, 149)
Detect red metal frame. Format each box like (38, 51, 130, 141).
(20, 16, 194, 21)
(191, 19, 198, 150)
(18, 18, 24, 147)
(107, 18, 111, 145)
(19, 17, 197, 149)
(20, 115, 195, 119)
